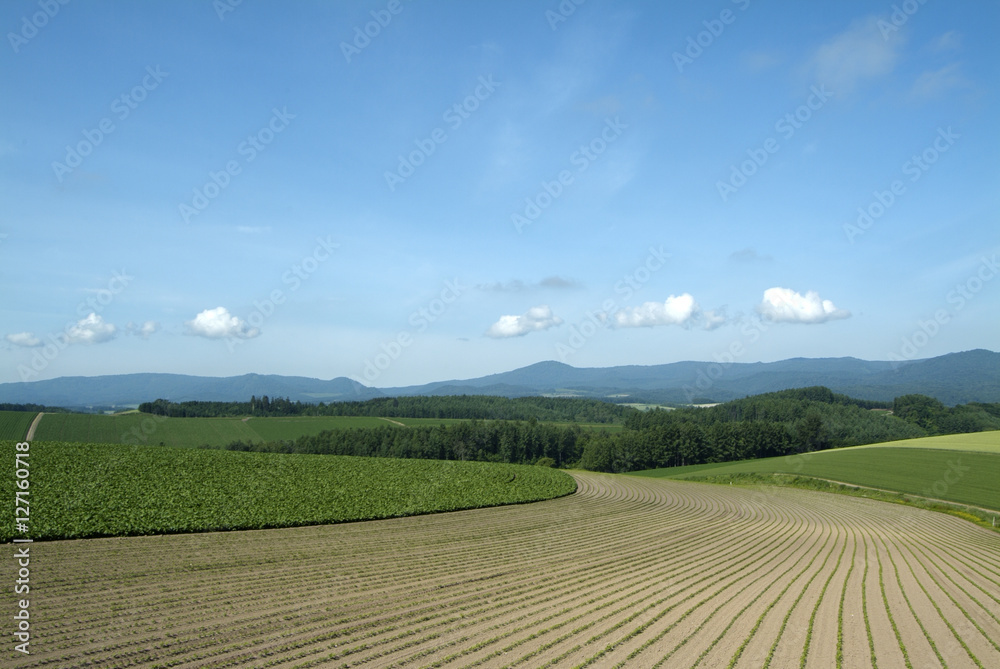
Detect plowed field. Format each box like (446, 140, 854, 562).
(7, 472, 1000, 668)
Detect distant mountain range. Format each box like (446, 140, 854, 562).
(1, 349, 997, 409)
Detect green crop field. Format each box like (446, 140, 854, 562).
(0, 410, 37, 440)
(631, 431, 1000, 510)
(30, 412, 621, 448)
(31, 412, 404, 447)
(842, 429, 1000, 453)
(0, 440, 576, 541)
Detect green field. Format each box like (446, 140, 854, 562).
(0, 410, 37, 440)
(32, 412, 407, 447)
(31, 412, 621, 447)
(842, 430, 1000, 453)
(631, 430, 1000, 510)
(1, 440, 576, 541)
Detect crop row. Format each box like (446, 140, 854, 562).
(0, 440, 576, 541)
(5, 470, 999, 667)
(0, 410, 37, 440)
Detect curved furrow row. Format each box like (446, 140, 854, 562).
(7, 471, 999, 669)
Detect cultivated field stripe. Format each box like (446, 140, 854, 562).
(6, 472, 1000, 668)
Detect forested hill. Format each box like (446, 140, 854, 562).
(4, 350, 998, 408)
(209, 387, 1000, 474)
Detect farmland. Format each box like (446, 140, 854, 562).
(29, 412, 618, 449)
(631, 431, 1000, 511)
(0, 410, 37, 440)
(0, 440, 576, 541)
(31, 412, 413, 447)
(7, 470, 999, 667)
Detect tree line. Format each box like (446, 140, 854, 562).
(138, 394, 630, 423)
(10, 384, 995, 474)
(213, 387, 1000, 474)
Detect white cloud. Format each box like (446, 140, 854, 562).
(6, 332, 42, 348)
(127, 321, 160, 339)
(909, 63, 970, 101)
(808, 17, 901, 93)
(66, 313, 117, 344)
(486, 305, 563, 338)
(756, 287, 850, 324)
(186, 307, 260, 339)
(613, 294, 698, 328)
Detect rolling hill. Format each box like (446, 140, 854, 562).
(1, 349, 997, 408)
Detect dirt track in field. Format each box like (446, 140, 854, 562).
(6, 472, 1000, 668)
(24, 412, 43, 441)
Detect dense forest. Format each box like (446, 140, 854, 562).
(212, 387, 1000, 474)
(138, 395, 630, 423)
(0, 403, 70, 413)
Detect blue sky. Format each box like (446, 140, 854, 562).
(1, 0, 997, 387)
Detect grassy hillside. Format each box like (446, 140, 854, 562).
(0, 410, 37, 440)
(0, 440, 576, 541)
(631, 430, 1000, 510)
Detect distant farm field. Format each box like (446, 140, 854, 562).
(0, 440, 576, 541)
(842, 429, 1000, 453)
(0, 410, 36, 440)
(30, 412, 621, 448)
(9, 471, 999, 667)
(32, 412, 404, 447)
(632, 431, 1000, 510)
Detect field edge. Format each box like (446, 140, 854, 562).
(682, 471, 1000, 533)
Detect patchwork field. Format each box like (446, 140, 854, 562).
(28, 412, 618, 448)
(6, 471, 999, 668)
(632, 431, 1000, 511)
(30, 412, 439, 448)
